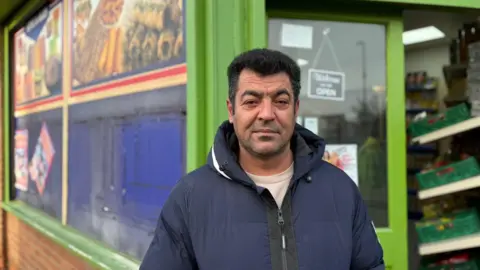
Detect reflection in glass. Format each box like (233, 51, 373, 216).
(67, 0, 187, 260)
(67, 85, 186, 260)
(269, 19, 388, 227)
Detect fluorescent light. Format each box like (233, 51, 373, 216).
(403, 26, 445, 45)
(297, 58, 308, 66)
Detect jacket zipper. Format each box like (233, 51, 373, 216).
(277, 209, 288, 270)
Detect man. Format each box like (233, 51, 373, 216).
(140, 48, 385, 270)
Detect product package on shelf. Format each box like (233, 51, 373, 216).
(409, 103, 471, 138)
(457, 22, 480, 65)
(450, 38, 461, 65)
(421, 194, 468, 220)
(405, 73, 439, 113)
(408, 154, 435, 172)
(416, 208, 480, 244)
(422, 253, 480, 270)
(468, 42, 480, 116)
(406, 92, 439, 110)
(416, 156, 480, 190)
(406, 72, 438, 90)
(416, 186, 480, 245)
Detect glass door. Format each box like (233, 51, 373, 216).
(267, 13, 406, 270)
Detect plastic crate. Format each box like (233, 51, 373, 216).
(422, 259, 480, 270)
(416, 157, 480, 190)
(416, 208, 480, 244)
(409, 103, 470, 138)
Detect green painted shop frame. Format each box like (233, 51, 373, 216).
(2, 0, 480, 269)
(266, 5, 407, 270)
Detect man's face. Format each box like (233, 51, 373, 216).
(227, 69, 299, 158)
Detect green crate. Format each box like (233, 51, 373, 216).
(409, 103, 470, 138)
(422, 259, 480, 270)
(416, 208, 480, 244)
(416, 157, 480, 190)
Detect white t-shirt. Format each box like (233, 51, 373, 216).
(246, 163, 294, 208)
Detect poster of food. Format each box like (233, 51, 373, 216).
(323, 144, 359, 185)
(29, 122, 56, 195)
(14, 130, 29, 191)
(72, 0, 185, 88)
(14, 2, 63, 106)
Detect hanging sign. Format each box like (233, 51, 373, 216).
(307, 69, 346, 101)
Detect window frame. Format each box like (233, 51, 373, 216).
(264, 9, 406, 269)
(1, 0, 196, 267)
(2, 0, 141, 268)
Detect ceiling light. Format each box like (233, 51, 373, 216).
(297, 58, 308, 66)
(403, 26, 445, 45)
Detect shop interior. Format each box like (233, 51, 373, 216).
(403, 8, 480, 270)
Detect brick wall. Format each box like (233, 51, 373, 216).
(4, 213, 93, 270)
(0, 27, 90, 270)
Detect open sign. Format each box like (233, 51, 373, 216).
(307, 69, 346, 101)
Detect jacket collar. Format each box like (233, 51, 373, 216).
(207, 121, 326, 189)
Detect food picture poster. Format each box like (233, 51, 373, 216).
(72, 0, 185, 88)
(14, 130, 29, 191)
(14, 2, 63, 106)
(323, 144, 359, 186)
(29, 123, 56, 195)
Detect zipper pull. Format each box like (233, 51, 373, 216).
(277, 209, 285, 226)
(277, 209, 286, 249)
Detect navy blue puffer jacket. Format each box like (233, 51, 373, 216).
(140, 121, 385, 270)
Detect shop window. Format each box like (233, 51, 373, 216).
(11, 0, 186, 261)
(67, 0, 186, 260)
(12, 1, 64, 221)
(269, 19, 388, 227)
(67, 88, 186, 260)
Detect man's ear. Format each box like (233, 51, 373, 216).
(294, 99, 300, 116)
(227, 99, 234, 123)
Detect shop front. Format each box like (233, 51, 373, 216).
(0, 0, 479, 269)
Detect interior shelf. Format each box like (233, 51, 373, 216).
(419, 233, 480, 256)
(418, 175, 480, 200)
(411, 117, 480, 145)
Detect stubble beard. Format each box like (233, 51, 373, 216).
(240, 136, 290, 160)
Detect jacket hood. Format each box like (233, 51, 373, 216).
(207, 120, 326, 188)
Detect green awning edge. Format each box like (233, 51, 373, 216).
(1, 201, 140, 270)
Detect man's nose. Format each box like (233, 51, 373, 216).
(258, 100, 275, 121)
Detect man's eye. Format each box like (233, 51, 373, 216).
(277, 100, 289, 104)
(244, 100, 257, 105)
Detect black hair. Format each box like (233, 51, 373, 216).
(227, 48, 301, 108)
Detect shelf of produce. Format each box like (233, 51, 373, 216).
(419, 232, 480, 256)
(411, 117, 480, 145)
(418, 175, 480, 200)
